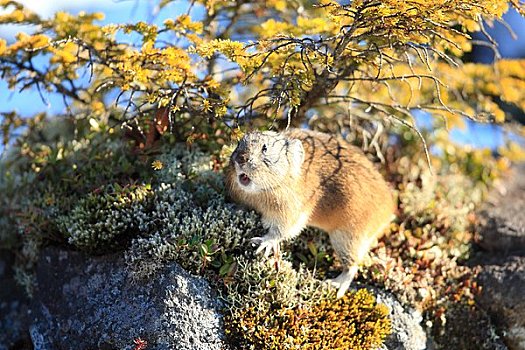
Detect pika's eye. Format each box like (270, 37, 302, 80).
(262, 144, 267, 153)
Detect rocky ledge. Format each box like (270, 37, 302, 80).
(1, 246, 428, 350)
(1, 248, 225, 350)
(474, 163, 525, 350)
(2, 164, 524, 350)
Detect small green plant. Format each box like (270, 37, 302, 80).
(56, 183, 154, 252)
(225, 288, 391, 350)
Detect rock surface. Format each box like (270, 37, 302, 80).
(29, 247, 225, 350)
(6, 163, 525, 350)
(0, 251, 31, 350)
(1, 245, 434, 350)
(474, 163, 525, 350)
(476, 163, 525, 253)
(476, 255, 525, 350)
(373, 288, 429, 350)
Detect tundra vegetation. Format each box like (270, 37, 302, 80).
(1, 0, 525, 348)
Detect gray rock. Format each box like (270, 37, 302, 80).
(0, 250, 31, 350)
(476, 164, 525, 253)
(2, 246, 445, 350)
(473, 164, 525, 350)
(476, 255, 525, 350)
(370, 287, 429, 350)
(30, 247, 225, 350)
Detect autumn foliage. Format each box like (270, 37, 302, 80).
(0, 0, 525, 150)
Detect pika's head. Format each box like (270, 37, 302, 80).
(230, 131, 304, 193)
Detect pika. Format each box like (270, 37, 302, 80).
(225, 128, 395, 298)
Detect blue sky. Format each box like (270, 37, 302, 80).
(1, 1, 524, 150)
(0, 0, 190, 117)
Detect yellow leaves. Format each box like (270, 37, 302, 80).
(54, 11, 71, 23)
(0, 38, 6, 55)
(193, 39, 261, 73)
(479, 100, 505, 123)
(101, 24, 118, 37)
(50, 41, 78, 64)
(185, 33, 203, 45)
(342, 56, 525, 127)
(2, 8, 23, 21)
(205, 78, 221, 90)
(316, 0, 510, 59)
(200, 97, 228, 118)
(54, 10, 103, 23)
(194, 39, 244, 59)
(31, 34, 51, 49)
(266, 0, 287, 12)
(495, 60, 525, 110)
(298, 16, 338, 35)
(51, 10, 108, 51)
(162, 47, 192, 70)
(91, 12, 105, 21)
(164, 14, 203, 34)
(499, 142, 525, 162)
(0, 0, 523, 154)
(111, 43, 193, 91)
(90, 101, 105, 115)
(461, 19, 480, 32)
(0, 2, 40, 24)
(214, 105, 227, 117)
(481, 0, 509, 18)
(499, 77, 522, 104)
(123, 21, 158, 44)
(497, 59, 525, 77)
(257, 16, 337, 39)
(157, 96, 172, 108)
(4, 33, 50, 55)
(258, 19, 293, 38)
(445, 115, 466, 130)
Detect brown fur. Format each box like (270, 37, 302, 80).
(225, 128, 395, 297)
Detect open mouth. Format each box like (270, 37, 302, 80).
(239, 173, 251, 186)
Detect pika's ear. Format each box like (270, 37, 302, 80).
(288, 139, 304, 178)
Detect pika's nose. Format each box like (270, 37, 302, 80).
(235, 152, 248, 165)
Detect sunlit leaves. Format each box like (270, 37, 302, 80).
(0, 0, 524, 147)
(112, 43, 193, 91)
(0, 0, 40, 24)
(164, 14, 203, 35)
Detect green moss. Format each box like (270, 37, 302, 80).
(0, 117, 147, 247)
(0, 116, 151, 294)
(225, 288, 391, 350)
(125, 181, 265, 278)
(221, 257, 391, 349)
(56, 183, 154, 252)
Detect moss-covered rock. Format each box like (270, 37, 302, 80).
(226, 288, 391, 350)
(1, 116, 516, 349)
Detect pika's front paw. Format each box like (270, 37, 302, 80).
(326, 266, 358, 299)
(251, 236, 281, 258)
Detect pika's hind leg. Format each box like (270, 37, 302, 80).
(252, 212, 310, 257)
(327, 229, 375, 298)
